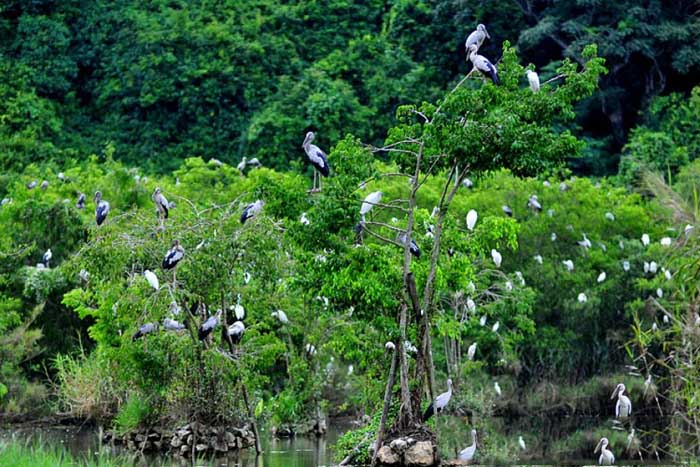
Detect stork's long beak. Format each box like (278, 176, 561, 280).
(611, 385, 619, 399)
(594, 439, 603, 453)
(485, 29, 491, 39)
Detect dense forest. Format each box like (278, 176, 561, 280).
(1, 1, 700, 465)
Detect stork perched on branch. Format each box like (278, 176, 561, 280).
(302, 131, 330, 193)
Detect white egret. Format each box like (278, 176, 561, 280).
(42, 249, 52, 268)
(492, 321, 500, 332)
(551, 232, 557, 241)
(515, 271, 525, 286)
(623, 261, 630, 272)
(641, 233, 650, 246)
(480, 315, 487, 326)
(300, 212, 310, 225)
(563, 260, 574, 272)
(657, 288, 663, 298)
(458, 429, 477, 462)
(534, 254, 543, 264)
(578, 293, 587, 303)
(660, 237, 672, 246)
(144, 270, 159, 290)
(605, 212, 615, 221)
(519, 435, 526, 451)
(612, 383, 632, 418)
(467, 281, 476, 293)
(305, 343, 317, 356)
(644, 261, 650, 273)
(467, 342, 477, 360)
(685, 224, 694, 235)
(505, 281, 513, 291)
(271, 309, 289, 324)
(385, 341, 396, 351)
(578, 233, 592, 249)
(491, 249, 502, 268)
(422, 379, 453, 421)
(526, 70, 540, 92)
(663, 314, 669, 324)
(649, 262, 658, 274)
(462, 178, 473, 188)
(494, 381, 502, 396)
(360, 191, 383, 221)
(466, 209, 478, 231)
(467, 298, 476, 313)
(664, 269, 672, 280)
(594, 437, 615, 465)
(597, 272, 606, 283)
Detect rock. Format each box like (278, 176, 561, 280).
(225, 431, 236, 448)
(389, 438, 408, 454)
(180, 445, 189, 455)
(404, 441, 436, 467)
(171, 437, 182, 448)
(377, 445, 400, 465)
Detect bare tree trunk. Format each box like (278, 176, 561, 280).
(241, 384, 262, 455)
(371, 347, 399, 466)
(397, 304, 413, 428)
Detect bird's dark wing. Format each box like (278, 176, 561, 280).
(422, 402, 435, 421)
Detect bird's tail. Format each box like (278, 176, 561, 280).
(422, 403, 434, 422)
(490, 70, 499, 85)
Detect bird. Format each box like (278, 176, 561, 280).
(1, 197, 11, 206)
(462, 178, 473, 188)
(76, 192, 86, 209)
(198, 309, 222, 341)
(527, 195, 542, 212)
(227, 321, 245, 345)
(385, 341, 396, 351)
(305, 343, 317, 356)
(57, 172, 66, 182)
(605, 212, 615, 221)
(302, 131, 330, 192)
(42, 249, 52, 268)
(132, 322, 157, 341)
(152, 187, 169, 221)
(236, 157, 247, 173)
(479, 315, 487, 326)
(491, 249, 502, 268)
(465, 23, 489, 52)
(398, 232, 421, 258)
(26, 180, 37, 189)
(240, 200, 264, 224)
(559, 182, 569, 192)
(494, 381, 502, 396)
(534, 255, 543, 264)
(551, 232, 557, 241)
(649, 261, 658, 274)
(246, 157, 262, 169)
(643, 261, 650, 273)
(685, 224, 694, 235)
(209, 158, 223, 167)
(563, 260, 574, 272)
(466, 298, 476, 312)
(660, 237, 672, 246)
(162, 239, 184, 270)
(466, 209, 478, 231)
(641, 233, 650, 246)
(492, 321, 500, 332)
(144, 270, 159, 290)
(657, 288, 663, 298)
(519, 435, 526, 451)
(502, 205, 513, 217)
(578, 293, 587, 303)
(594, 437, 615, 465)
(467, 342, 477, 360)
(664, 269, 672, 280)
(233, 296, 245, 320)
(94, 191, 110, 226)
(163, 318, 185, 331)
(422, 379, 453, 421)
(271, 309, 289, 324)
(40, 180, 49, 190)
(597, 272, 607, 283)
(611, 383, 632, 418)
(458, 429, 478, 462)
(526, 69, 540, 92)
(300, 212, 310, 225)
(468, 44, 499, 85)
(578, 233, 592, 249)
(360, 191, 383, 221)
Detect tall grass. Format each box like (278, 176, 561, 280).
(0, 440, 135, 467)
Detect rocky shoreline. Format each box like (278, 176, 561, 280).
(105, 422, 256, 457)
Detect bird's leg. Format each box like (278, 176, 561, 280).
(172, 269, 177, 288)
(313, 170, 318, 192)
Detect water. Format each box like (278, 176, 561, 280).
(0, 416, 670, 466)
(0, 423, 348, 466)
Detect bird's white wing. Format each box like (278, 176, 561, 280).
(308, 146, 327, 168)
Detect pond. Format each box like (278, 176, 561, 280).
(0, 415, 668, 466)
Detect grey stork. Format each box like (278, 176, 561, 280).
(468, 44, 499, 85)
(465, 24, 489, 52)
(132, 322, 157, 341)
(397, 232, 420, 258)
(76, 192, 86, 209)
(422, 378, 453, 421)
(94, 191, 110, 226)
(240, 200, 264, 224)
(152, 187, 169, 225)
(162, 239, 185, 283)
(302, 131, 330, 193)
